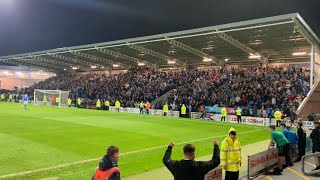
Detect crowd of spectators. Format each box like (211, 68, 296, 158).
(1, 66, 310, 116)
(27, 68, 187, 107)
(168, 66, 310, 114)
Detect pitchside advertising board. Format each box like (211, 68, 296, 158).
(190, 112, 269, 127)
(248, 148, 278, 179)
(204, 167, 222, 180)
(108, 106, 180, 117)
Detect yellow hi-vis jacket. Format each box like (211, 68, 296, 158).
(105, 100, 110, 106)
(96, 99, 101, 108)
(115, 101, 120, 108)
(236, 108, 241, 116)
(43, 95, 47, 102)
(56, 97, 60, 103)
(140, 102, 144, 108)
(274, 111, 281, 121)
(163, 104, 169, 113)
(67, 98, 72, 106)
(221, 127, 241, 172)
(9, 94, 13, 100)
(181, 104, 186, 114)
(77, 98, 81, 105)
(221, 107, 227, 117)
(1, 94, 4, 100)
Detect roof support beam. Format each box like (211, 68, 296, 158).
(69, 50, 130, 69)
(217, 32, 268, 66)
(166, 39, 221, 66)
(96, 48, 158, 69)
(293, 18, 320, 50)
(48, 53, 94, 71)
(127, 43, 186, 69)
(30, 56, 75, 69)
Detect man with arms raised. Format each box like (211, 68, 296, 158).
(163, 139, 220, 180)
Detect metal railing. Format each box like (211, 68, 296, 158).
(301, 152, 320, 175)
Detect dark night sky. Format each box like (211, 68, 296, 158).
(0, 0, 319, 56)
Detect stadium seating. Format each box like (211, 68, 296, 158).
(1, 66, 310, 115)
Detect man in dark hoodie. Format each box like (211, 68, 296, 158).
(92, 146, 120, 180)
(163, 139, 220, 180)
(295, 122, 306, 162)
(310, 121, 320, 171)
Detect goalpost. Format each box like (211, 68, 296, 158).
(34, 89, 69, 107)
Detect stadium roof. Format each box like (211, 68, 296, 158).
(0, 13, 319, 73)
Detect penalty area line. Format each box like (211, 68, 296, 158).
(0, 129, 262, 179)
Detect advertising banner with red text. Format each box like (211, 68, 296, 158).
(248, 148, 278, 179)
(204, 167, 222, 180)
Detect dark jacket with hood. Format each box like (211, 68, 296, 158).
(92, 155, 120, 180)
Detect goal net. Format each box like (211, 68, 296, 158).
(34, 89, 69, 107)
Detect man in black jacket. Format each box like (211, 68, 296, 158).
(295, 122, 306, 162)
(163, 139, 220, 180)
(310, 121, 320, 171)
(92, 146, 120, 180)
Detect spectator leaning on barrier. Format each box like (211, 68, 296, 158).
(279, 124, 293, 167)
(295, 122, 306, 162)
(285, 126, 298, 166)
(221, 127, 241, 180)
(163, 140, 220, 180)
(268, 125, 291, 174)
(310, 120, 320, 171)
(92, 146, 120, 180)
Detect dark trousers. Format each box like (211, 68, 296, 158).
(146, 109, 149, 115)
(140, 108, 143, 114)
(225, 171, 239, 180)
(284, 144, 292, 165)
(276, 120, 281, 127)
(221, 116, 226, 122)
(297, 143, 306, 160)
(237, 115, 241, 123)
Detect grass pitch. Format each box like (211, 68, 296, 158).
(0, 102, 270, 180)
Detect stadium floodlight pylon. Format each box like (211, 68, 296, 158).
(34, 89, 69, 108)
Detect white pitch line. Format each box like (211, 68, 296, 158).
(0, 129, 263, 179)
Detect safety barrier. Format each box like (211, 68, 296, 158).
(204, 166, 222, 180)
(247, 148, 278, 179)
(301, 152, 320, 175)
(190, 112, 271, 127)
(108, 106, 180, 118)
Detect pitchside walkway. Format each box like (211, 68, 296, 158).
(124, 139, 320, 180)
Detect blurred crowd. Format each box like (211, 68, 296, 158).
(1, 66, 310, 115)
(167, 66, 310, 113)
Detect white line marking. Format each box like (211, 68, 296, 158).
(0, 129, 263, 179)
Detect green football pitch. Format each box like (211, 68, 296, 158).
(0, 102, 270, 180)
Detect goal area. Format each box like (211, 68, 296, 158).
(34, 89, 69, 107)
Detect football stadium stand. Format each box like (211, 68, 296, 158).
(0, 13, 320, 179)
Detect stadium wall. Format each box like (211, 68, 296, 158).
(0, 68, 55, 89)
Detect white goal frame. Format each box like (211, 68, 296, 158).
(33, 89, 69, 107)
